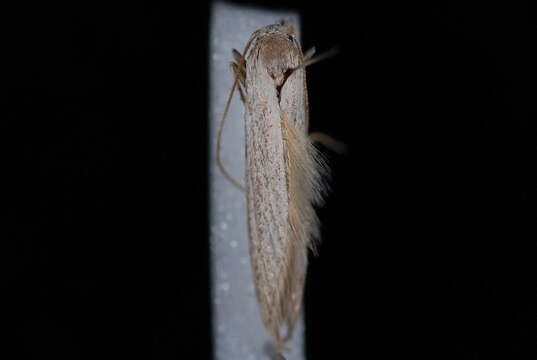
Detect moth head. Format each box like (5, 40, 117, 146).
(260, 34, 300, 97)
(276, 19, 297, 37)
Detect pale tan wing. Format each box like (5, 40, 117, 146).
(243, 61, 291, 346)
(241, 21, 329, 351)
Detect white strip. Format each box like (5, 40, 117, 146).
(209, 2, 304, 360)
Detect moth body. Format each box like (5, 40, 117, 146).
(226, 20, 329, 352)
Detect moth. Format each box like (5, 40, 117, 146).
(217, 20, 335, 353)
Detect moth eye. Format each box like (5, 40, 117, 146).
(287, 35, 294, 42)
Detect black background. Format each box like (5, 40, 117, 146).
(2, 1, 535, 359)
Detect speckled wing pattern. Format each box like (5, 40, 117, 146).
(232, 20, 328, 351)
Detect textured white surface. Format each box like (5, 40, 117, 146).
(209, 3, 304, 360)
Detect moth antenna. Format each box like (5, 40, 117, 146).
(216, 37, 259, 191)
(310, 131, 349, 154)
(216, 61, 246, 191)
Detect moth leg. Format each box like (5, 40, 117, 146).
(300, 47, 339, 69)
(309, 132, 348, 154)
(230, 63, 246, 102)
(231, 49, 247, 101)
(232, 48, 243, 63)
(302, 47, 316, 62)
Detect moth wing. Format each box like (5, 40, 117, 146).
(242, 25, 329, 350)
